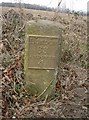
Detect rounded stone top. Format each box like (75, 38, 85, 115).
(26, 20, 64, 36)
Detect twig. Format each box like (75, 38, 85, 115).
(43, 94, 48, 104)
(37, 79, 54, 98)
(18, 24, 25, 32)
(2, 39, 15, 52)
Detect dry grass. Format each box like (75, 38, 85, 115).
(1, 6, 88, 118)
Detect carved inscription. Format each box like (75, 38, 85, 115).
(28, 35, 59, 69)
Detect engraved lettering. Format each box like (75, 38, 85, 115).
(28, 36, 59, 69)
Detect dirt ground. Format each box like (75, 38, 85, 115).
(0, 7, 88, 118)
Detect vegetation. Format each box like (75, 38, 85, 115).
(0, 2, 87, 16)
(1, 2, 54, 11)
(0, 4, 88, 118)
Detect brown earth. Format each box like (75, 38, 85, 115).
(0, 7, 88, 118)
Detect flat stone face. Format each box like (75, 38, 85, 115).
(24, 20, 62, 97)
(28, 35, 59, 69)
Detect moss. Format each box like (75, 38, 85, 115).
(26, 20, 63, 36)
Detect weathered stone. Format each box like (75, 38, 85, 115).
(24, 20, 63, 97)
